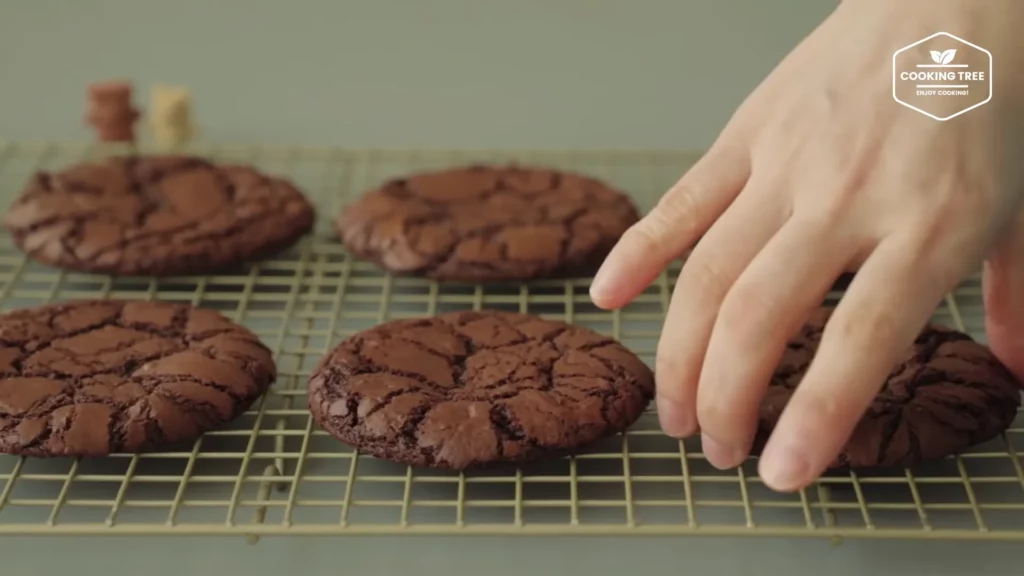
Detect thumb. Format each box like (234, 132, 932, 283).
(983, 209, 1024, 383)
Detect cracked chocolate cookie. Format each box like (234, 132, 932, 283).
(0, 299, 276, 457)
(3, 154, 315, 276)
(334, 164, 640, 282)
(308, 310, 655, 469)
(752, 307, 1022, 470)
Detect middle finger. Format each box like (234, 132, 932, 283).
(655, 177, 787, 440)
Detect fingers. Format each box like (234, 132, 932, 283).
(695, 217, 858, 469)
(983, 215, 1024, 382)
(590, 143, 751, 310)
(757, 233, 954, 492)
(654, 181, 787, 440)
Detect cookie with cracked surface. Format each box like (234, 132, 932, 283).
(307, 310, 655, 469)
(334, 164, 640, 282)
(0, 299, 276, 457)
(3, 154, 315, 276)
(751, 307, 1022, 470)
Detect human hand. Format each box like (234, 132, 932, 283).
(984, 210, 1024, 384)
(589, 0, 1024, 492)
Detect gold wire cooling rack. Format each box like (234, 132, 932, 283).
(0, 141, 1020, 542)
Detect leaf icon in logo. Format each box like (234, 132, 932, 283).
(940, 48, 957, 64)
(930, 50, 944, 64)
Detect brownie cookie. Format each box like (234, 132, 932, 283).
(0, 300, 276, 457)
(752, 307, 1022, 470)
(334, 164, 640, 282)
(308, 310, 654, 469)
(3, 154, 315, 276)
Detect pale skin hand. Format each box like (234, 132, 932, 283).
(590, 0, 1024, 492)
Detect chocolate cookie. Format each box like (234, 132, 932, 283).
(3, 155, 315, 276)
(334, 164, 640, 282)
(0, 300, 276, 457)
(753, 307, 1022, 470)
(307, 310, 654, 469)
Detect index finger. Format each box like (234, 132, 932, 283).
(590, 143, 750, 310)
(757, 234, 954, 492)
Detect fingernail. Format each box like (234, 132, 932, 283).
(759, 445, 811, 492)
(589, 263, 613, 302)
(701, 433, 745, 469)
(656, 395, 694, 438)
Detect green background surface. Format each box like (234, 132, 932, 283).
(1, 0, 826, 150)
(0, 1, 1019, 574)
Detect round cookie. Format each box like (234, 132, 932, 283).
(3, 154, 315, 276)
(752, 307, 1022, 470)
(307, 310, 655, 469)
(0, 300, 276, 457)
(334, 164, 640, 282)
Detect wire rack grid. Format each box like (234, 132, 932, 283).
(0, 141, 1020, 542)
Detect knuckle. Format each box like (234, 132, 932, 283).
(654, 342, 696, 398)
(654, 344, 681, 378)
(918, 193, 970, 231)
(622, 206, 685, 254)
(696, 391, 736, 432)
(661, 182, 703, 216)
(831, 306, 900, 354)
(654, 357, 682, 393)
(680, 255, 733, 300)
(717, 284, 776, 343)
(915, 175, 998, 235)
(792, 389, 843, 426)
(802, 191, 854, 228)
(695, 390, 721, 422)
(930, 185, 964, 214)
(623, 219, 665, 253)
(653, 185, 704, 236)
(934, 173, 995, 212)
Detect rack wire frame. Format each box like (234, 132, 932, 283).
(0, 141, 1020, 541)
